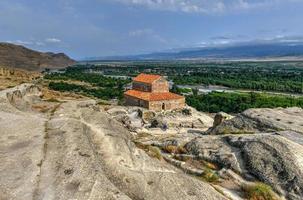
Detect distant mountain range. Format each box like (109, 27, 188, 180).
(0, 42, 76, 71)
(89, 42, 303, 61)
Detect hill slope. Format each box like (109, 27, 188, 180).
(0, 42, 76, 71)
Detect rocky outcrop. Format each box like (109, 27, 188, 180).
(185, 134, 303, 200)
(3, 83, 303, 200)
(213, 112, 234, 127)
(0, 85, 227, 200)
(185, 135, 244, 174)
(107, 106, 214, 133)
(208, 107, 303, 135)
(107, 104, 303, 199)
(5, 84, 42, 111)
(0, 42, 76, 71)
(227, 135, 303, 199)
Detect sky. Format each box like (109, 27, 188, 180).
(1, 0, 303, 60)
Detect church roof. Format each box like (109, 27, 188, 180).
(133, 73, 162, 84)
(124, 90, 184, 101)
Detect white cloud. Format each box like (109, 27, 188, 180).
(6, 40, 33, 45)
(114, 0, 303, 14)
(6, 39, 46, 47)
(45, 38, 61, 43)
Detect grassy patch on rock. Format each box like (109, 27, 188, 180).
(201, 168, 219, 183)
(243, 183, 279, 200)
(163, 145, 188, 154)
(220, 128, 255, 135)
(134, 142, 162, 160)
(147, 146, 162, 160)
(45, 97, 61, 102)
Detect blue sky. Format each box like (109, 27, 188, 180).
(1, 0, 303, 59)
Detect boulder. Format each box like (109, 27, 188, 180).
(213, 112, 233, 127)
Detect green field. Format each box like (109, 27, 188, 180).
(45, 61, 303, 113)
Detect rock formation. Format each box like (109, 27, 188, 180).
(184, 134, 303, 200)
(0, 84, 226, 200)
(2, 83, 303, 200)
(208, 107, 303, 135)
(106, 106, 214, 134)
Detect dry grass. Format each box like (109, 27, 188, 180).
(163, 145, 188, 154)
(40, 86, 84, 101)
(97, 100, 111, 105)
(45, 97, 61, 102)
(31, 104, 51, 113)
(242, 183, 279, 200)
(221, 128, 254, 135)
(135, 132, 152, 140)
(201, 168, 219, 183)
(147, 146, 162, 160)
(202, 160, 218, 170)
(134, 142, 162, 160)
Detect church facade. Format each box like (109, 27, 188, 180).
(124, 73, 185, 111)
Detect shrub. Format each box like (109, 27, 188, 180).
(182, 108, 192, 116)
(243, 183, 278, 200)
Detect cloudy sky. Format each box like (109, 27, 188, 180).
(1, 0, 303, 59)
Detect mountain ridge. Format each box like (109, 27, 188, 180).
(88, 42, 303, 61)
(0, 42, 76, 71)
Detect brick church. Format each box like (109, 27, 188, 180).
(124, 73, 185, 111)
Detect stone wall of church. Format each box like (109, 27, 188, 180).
(132, 82, 152, 92)
(149, 98, 185, 112)
(151, 78, 169, 93)
(124, 95, 149, 109)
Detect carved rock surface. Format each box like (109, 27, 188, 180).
(185, 134, 303, 200)
(0, 85, 227, 200)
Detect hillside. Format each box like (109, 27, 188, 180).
(0, 42, 76, 71)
